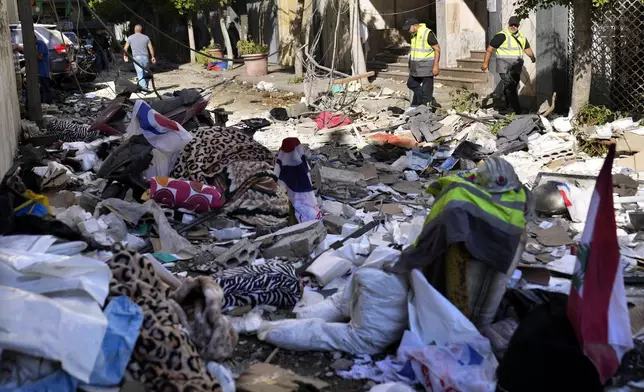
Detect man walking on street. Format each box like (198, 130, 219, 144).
(403, 18, 441, 111)
(123, 24, 156, 90)
(14, 36, 52, 105)
(481, 16, 536, 114)
(36, 36, 52, 104)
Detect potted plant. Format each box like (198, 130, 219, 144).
(237, 40, 269, 77)
(205, 43, 223, 60)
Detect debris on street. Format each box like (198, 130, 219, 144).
(5, 43, 644, 392)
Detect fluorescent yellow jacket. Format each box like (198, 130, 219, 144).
(409, 23, 435, 77)
(495, 28, 527, 74)
(395, 174, 527, 274)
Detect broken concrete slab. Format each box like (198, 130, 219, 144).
(215, 238, 261, 268)
(261, 221, 327, 259)
(312, 165, 369, 201)
(188, 240, 260, 273)
(323, 215, 353, 234)
(357, 163, 378, 182)
(378, 173, 398, 185)
(321, 200, 344, 216)
(255, 220, 324, 247)
(392, 181, 425, 195)
(286, 103, 309, 118)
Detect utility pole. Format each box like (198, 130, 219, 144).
(17, 0, 42, 125)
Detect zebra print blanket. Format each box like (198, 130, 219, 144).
(214, 262, 302, 309)
(45, 119, 101, 143)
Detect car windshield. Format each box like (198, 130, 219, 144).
(63, 32, 78, 44)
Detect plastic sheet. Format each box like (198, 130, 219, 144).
(0, 247, 111, 304)
(400, 270, 498, 392)
(0, 287, 108, 383)
(96, 198, 196, 257)
(86, 296, 143, 386)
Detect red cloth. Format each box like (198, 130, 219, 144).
(315, 112, 352, 129)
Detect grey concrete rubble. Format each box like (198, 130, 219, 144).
(312, 165, 369, 201)
(215, 238, 261, 268)
(261, 220, 327, 259)
(323, 215, 353, 235)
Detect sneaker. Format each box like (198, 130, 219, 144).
(405, 106, 418, 113)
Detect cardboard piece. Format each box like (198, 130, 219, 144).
(392, 181, 425, 195)
(381, 204, 405, 216)
(357, 164, 378, 181)
(518, 265, 551, 286)
(237, 363, 329, 392)
(530, 226, 573, 247)
(616, 149, 644, 171)
(616, 132, 644, 153)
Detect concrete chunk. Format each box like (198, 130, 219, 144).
(261, 221, 327, 259)
(312, 166, 369, 202)
(255, 220, 323, 246)
(323, 215, 353, 235)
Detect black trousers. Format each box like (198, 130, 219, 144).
(500, 72, 521, 113)
(407, 75, 434, 107)
(39, 76, 52, 104)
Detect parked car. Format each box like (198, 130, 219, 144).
(63, 31, 80, 51)
(10, 24, 77, 82)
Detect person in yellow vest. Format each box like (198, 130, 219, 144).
(481, 16, 536, 114)
(403, 18, 441, 111)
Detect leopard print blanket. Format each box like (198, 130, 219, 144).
(170, 127, 289, 228)
(106, 245, 236, 391)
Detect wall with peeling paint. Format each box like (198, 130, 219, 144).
(0, 0, 20, 177)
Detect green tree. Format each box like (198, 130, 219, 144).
(514, 0, 639, 114)
(171, 0, 231, 64)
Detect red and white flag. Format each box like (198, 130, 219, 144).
(568, 144, 633, 383)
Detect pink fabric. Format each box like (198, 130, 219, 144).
(315, 112, 352, 129)
(150, 176, 223, 213)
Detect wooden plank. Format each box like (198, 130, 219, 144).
(332, 71, 375, 85)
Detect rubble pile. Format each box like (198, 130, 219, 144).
(3, 81, 644, 392)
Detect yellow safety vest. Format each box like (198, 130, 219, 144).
(424, 175, 527, 231)
(394, 174, 527, 274)
(495, 28, 527, 74)
(409, 23, 435, 77)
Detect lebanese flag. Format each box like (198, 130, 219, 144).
(567, 144, 633, 384)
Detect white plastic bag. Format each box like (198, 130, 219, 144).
(404, 339, 498, 392)
(370, 382, 417, 392)
(408, 270, 480, 344)
(401, 270, 498, 392)
(0, 248, 111, 304)
(259, 247, 408, 355)
(0, 286, 108, 383)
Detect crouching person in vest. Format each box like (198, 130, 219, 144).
(403, 18, 441, 112)
(389, 157, 531, 328)
(481, 16, 536, 114)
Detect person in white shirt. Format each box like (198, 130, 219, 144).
(360, 21, 369, 60)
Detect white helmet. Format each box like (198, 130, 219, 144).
(476, 157, 521, 193)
